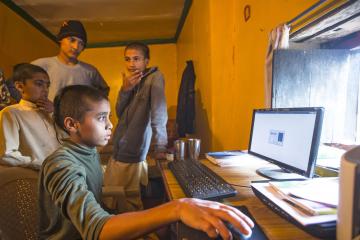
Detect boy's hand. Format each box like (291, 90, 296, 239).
(176, 198, 254, 239)
(36, 98, 54, 113)
(122, 70, 143, 92)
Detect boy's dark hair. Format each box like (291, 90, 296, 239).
(53, 85, 108, 133)
(125, 42, 150, 59)
(12, 63, 48, 83)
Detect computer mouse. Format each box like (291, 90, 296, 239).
(177, 206, 267, 240)
(215, 221, 252, 240)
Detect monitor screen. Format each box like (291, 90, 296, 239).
(248, 107, 324, 178)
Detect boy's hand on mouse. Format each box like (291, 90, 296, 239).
(36, 98, 54, 113)
(176, 198, 254, 240)
(122, 70, 143, 91)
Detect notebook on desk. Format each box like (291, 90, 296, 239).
(251, 181, 336, 239)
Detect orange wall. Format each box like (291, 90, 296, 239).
(0, 0, 178, 130)
(0, 3, 58, 77)
(177, 0, 318, 152)
(176, 0, 212, 153)
(1, 0, 319, 153)
(79, 44, 178, 125)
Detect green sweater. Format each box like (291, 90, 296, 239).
(38, 139, 111, 239)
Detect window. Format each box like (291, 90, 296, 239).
(270, 0, 360, 172)
(272, 49, 360, 144)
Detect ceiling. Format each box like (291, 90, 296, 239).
(4, 0, 191, 48)
(4, 0, 360, 48)
(289, 0, 360, 44)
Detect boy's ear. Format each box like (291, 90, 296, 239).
(15, 81, 24, 93)
(63, 117, 79, 133)
(145, 58, 149, 66)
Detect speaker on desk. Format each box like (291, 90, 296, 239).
(337, 146, 360, 240)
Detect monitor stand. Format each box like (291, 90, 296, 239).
(256, 167, 308, 181)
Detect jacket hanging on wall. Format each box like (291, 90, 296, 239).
(176, 60, 196, 137)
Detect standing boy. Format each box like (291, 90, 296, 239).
(104, 42, 168, 211)
(0, 64, 60, 169)
(32, 20, 109, 102)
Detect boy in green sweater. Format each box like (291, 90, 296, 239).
(38, 85, 253, 240)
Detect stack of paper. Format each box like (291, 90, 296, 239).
(205, 150, 245, 167)
(251, 181, 337, 226)
(269, 177, 338, 216)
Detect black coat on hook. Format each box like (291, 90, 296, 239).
(176, 60, 196, 137)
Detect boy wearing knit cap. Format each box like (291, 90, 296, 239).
(32, 20, 109, 103)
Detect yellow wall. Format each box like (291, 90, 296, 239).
(0, 1, 178, 132)
(0, 3, 58, 77)
(177, 0, 318, 152)
(79, 44, 178, 125)
(176, 0, 212, 153)
(1, 0, 319, 153)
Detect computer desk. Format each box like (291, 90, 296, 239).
(154, 158, 319, 240)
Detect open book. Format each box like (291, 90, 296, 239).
(269, 178, 338, 216)
(251, 181, 337, 229)
(205, 150, 245, 167)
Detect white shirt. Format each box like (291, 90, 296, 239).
(0, 100, 61, 169)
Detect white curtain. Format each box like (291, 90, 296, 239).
(264, 24, 290, 107)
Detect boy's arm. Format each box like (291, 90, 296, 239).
(115, 70, 144, 118)
(115, 88, 132, 118)
(150, 73, 168, 154)
(100, 198, 254, 240)
(42, 156, 254, 240)
(0, 110, 33, 167)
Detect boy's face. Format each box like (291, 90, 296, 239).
(75, 99, 113, 148)
(15, 72, 50, 103)
(124, 48, 149, 73)
(59, 36, 84, 60)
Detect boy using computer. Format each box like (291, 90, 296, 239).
(39, 85, 253, 239)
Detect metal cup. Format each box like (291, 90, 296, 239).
(187, 138, 201, 160)
(174, 139, 185, 160)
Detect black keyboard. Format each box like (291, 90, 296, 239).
(168, 160, 237, 200)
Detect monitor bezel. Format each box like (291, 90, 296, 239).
(248, 107, 324, 178)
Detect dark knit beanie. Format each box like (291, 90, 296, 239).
(57, 20, 87, 46)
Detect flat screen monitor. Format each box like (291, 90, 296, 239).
(248, 107, 324, 180)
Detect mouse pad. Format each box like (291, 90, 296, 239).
(177, 205, 268, 240)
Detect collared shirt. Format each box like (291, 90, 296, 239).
(0, 99, 60, 169)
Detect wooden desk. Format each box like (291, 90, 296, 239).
(156, 158, 319, 240)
